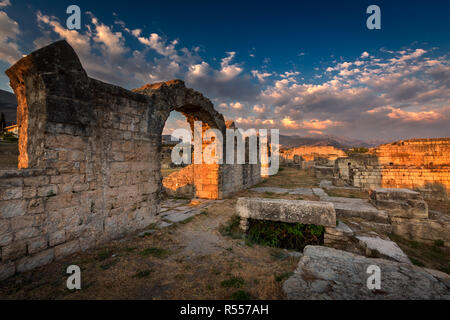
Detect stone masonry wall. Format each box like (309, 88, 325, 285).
(1, 41, 162, 280)
(282, 146, 346, 163)
(334, 139, 450, 191)
(368, 138, 450, 166)
(0, 40, 260, 280)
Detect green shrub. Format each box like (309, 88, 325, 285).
(133, 270, 152, 278)
(221, 276, 245, 288)
(247, 219, 324, 251)
(97, 249, 112, 261)
(231, 290, 252, 300)
(346, 147, 369, 155)
(139, 247, 170, 259)
(274, 272, 292, 282)
(410, 257, 425, 267)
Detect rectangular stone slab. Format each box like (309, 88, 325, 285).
(369, 188, 421, 201)
(236, 197, 336, 227)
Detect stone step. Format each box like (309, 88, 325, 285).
(332, 201, 389, 223)
(369, 188, 422, 201)
(236, 197, 336, 228)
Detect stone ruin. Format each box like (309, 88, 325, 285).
(240, 188, 449, 299)
(281, 146, 346, 167)
(0, 40, 261, 280)
(333, 138, 450, 196)
(280, 145, 346, 180)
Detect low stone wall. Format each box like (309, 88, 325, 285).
(351, 166, 450, 191)
(0, 167, 159, 280)
(369, 188, 450, 246)
(314, 166, 334, 179)
(333, 139, 450, 192)
(369, 138, 450, 166)
(281, 146, 346, 163)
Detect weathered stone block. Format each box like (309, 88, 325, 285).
(0, 232, 13, 246)
(23, 176, 49, 187)
(236, 197, 336, 228)
(37, 184, 58, 197)
(372, 199, 428, 219)
(54, 240, 80, 259)
(16, 249, 54, 273)
(27, 236, 48, 254)
(0, 219, 10, 234)
(11, 214, 45, 230)
(0, 200, 26, 218)
(369, 188, 422, 201)
(2, 241, 27, 261)
(283, 246, 450, 300)
(0, 187, 23, 201)
(49, 230, 66, 247)
(0, 261, 15, 281)
(27, 198, 45, 214)
(14, 227, 41, 241)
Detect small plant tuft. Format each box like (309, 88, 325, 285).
(133, 270, 152, 278)
(221, 276, 245, 288)
(434, 239, 444, 247)
(139, 247, 170, 259)
(274, 272, 292, 282)
(231, 290, 252, 300)
(97, 249, 111, 261)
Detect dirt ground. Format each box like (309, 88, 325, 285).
(0, 198, 299, 300)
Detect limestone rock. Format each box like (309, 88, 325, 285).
(236, 197, 336, 227)
(355, 236, 411, 264)
(369, 188, 422, 201)
(283, 246, 450, 300)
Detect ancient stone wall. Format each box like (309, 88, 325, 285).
(334, 139, 450, 192)
(281, 146, 346, 163)
(0, 40, 261, 280)
(368, 138, 450, 166)
(162, 165, 195, 198)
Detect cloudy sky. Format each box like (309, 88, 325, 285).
(0, 0, 449, 141)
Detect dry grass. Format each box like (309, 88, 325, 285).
(426, 198, 450, 214)
(389, 234, 450, 274)
(256, 166, 321, 189)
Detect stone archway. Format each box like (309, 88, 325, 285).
(132, 80, 226, 200)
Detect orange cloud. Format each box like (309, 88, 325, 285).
(301, 119, 342, 130)
(281, 117, 300, 129)
(367, 106, 441, 122)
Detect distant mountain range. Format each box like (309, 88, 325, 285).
(279, 134, 390, 149)
(0, 89, 17, 126)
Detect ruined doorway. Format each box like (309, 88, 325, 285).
(161, 111, 195, 199)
